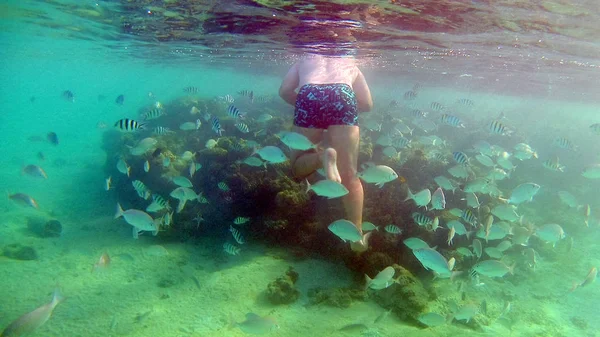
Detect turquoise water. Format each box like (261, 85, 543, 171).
(2, 1, 600, 337)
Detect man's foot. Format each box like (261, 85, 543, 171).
(322, 147, 342, 183)
(350, 232, 371, 253)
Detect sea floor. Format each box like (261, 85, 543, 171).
(1, 204, 598, 337)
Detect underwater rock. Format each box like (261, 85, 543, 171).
(307, 287, 367, 308)
(3, 243, 38, 260)
(265, 266, 300, 305)
(370, 264, 433, 323)
(27, 217, 62, 238)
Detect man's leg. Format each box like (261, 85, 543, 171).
(289, 126, 325, 179)
(327, 125, 362, 229)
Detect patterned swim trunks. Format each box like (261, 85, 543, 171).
(294, 83, 358, 129)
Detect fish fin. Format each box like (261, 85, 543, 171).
(114, 203, 124, 219)
(364, 274, 373, 290)
(377, 182, 384, 188)
(132, 227, 139, 239)
(305, 179, 311, 194)
(51, 288, 65, 307)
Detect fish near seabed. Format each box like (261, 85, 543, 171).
(8, 193, 39, 209)
(404, 188, 431, 209)
(305, 179, 349, 199)
(365, 266, 396, 290)
(1, 289, 64, 337)
(229, 313, 279, 335)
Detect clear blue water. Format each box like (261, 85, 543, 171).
(1, 1, 600, 337)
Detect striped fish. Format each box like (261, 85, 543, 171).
(393, 137, 411, 149)
(132, 180, 151, 200)
(153, 126, 172, 135)
(211, 116, 224, 136)
(218, 182, 230, 191)
(384, 224, 402, 235)
(233, 216, 250, 225)
(461, 209, 477, 225)
(440, 114, 465, 128)
(231, 142, 245, 151)
(114, 118, 145, 132)
(227, 105, 245, 119)
(453, 151, 469, 165)
(229, 225, 245, 244)
(235, 122, 249, 133)
(430, 102, 445, 111)
(404, 90, 417, 100)
(255, 95, 273, 103)
(553, 136, 576, 150)
(410, 109, 427, 119)
(488, 120, 511, 136)
(197, 192, 209, 204)
(142, 108, 165, 120)
(457, 98, 474, 106)
(542, 157, 565, 172)
(184, 86, 199, 94)
(223, 242, 241, 256)
(412, 212, 432, 226)
(237, 89, 254, 102)
(220, 94, 234, 103)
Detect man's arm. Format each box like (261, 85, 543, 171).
(353, 70, 373, 112)
(279, 63, 300, 106)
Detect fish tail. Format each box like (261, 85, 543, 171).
(403, 188, 413, 202)
(305, 179, 311, 194)
(114, 203, 124, 219)
(364, 274, 373, 290)
(51, 288, 65, 307)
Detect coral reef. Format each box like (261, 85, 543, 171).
(265, 266, 300, 305)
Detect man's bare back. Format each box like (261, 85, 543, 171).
(296, 55, 359, 87)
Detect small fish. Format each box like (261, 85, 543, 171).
(434, 176, 457, 193)
(590, 123, 600, 135)
(211, 116, 224, 136)
(114, 203, 158, 239)
(488, 120, 512, 136)
(429, 217, 440, 232)
(233, 217, 250, 225)
(162, 156, 171, 168)
(229, 225, 245, 244)
(238, 157, 265, 167)
(417, 312, 446, 327)
(146, 194, 171, 213)
(430, 187, 446, 210)
(104, 176, 112, 191)
(413, 248, 452, 277)
(404, 188, 431, 208)
(257, 114, 273, 123)
(22, 165, 48, 179)
(205, 139, 218, 149)
(278, 131, 317, 151)
(92, 252, 111, 273)
(130, 137, 157, 156)
(447, 164, 469, 179)
(179, 122, 197, 131)
(227, 105, 245, 119)
(8, 193, 39, 209)
(453, 151, 469, 165)
(430, 102, 445, 111)
(1, 289, 64, 337)
(403, 90, 417, 100)
(115, 94, 125, 105)
(45, 132, 59, 146)
(144, 160, 150, 172)
(254, 146, 287, 164)
(132, 180, 151, 200)
(412, 212, 432, 226)
(570, 267, 597, 292)
(183, 86, 199, 94)
(457, 98, 474, 106)
(557, 191, 578, 208)
(581, 164, 600, 179)
(62, 90, 75, 102)
(220, 94, 235, 103)
(440, 114, 465, 127)
(403, 237, 431, 250)
(471, 260, 514, 278)
(365, 266, 396, 290)
(151, 127, 171, 136)
(542, 157, 565, 172)
(114, 118, 145, 132)
(306, 179, 349, 199)
(505, 183, 540, 204)
(535, 223, 565, 246)
(230, 313, 278, 335)
(475, 154, 495, 167)
(384, 224, 402, 235)
(172, 176, 193, 188)
(582, 204, 591, 227)
(447, 227, 456, 246)
(143, 108, 165, 120)
(237, 89, 254, 102)
(223, 242, 241, 256)
(218, 182, 230, 191)
(235, 122, 250, 133)
(328, 219, 362, 242)
(472, 239, 483, 259)
(446, 220, 467, 236)
(553, 136, 576, 150)
(361, 222, 378, 232)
